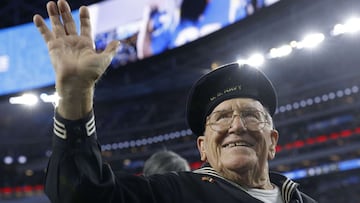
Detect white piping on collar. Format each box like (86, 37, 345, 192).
(194, 166, 298, 203)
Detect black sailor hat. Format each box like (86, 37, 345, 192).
(186, 63, 277, 136)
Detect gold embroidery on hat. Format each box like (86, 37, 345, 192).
(209, 85, 242, 101)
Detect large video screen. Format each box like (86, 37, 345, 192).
(0, 11, 81, 97)
(0, 0, 279, 96)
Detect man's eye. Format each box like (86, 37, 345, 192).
(214, 112, 232, 121)
(242, 111, 260, 119)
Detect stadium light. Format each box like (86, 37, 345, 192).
(17, 155, 27, 164)
(40, 92, 60, 106)
(298, 33, 325, 49)
(332, 17, 360, 35)
(268, 44, 292, 58)
(4, 156, 13, 165)
(247, 53, 265, 67)
(9, 93, 38, 106)
(237, 53, 265, 68)
(236, 59, 247, 66)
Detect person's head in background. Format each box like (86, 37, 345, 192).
(143, 150, 191, 176)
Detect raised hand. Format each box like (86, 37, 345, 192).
(33, 0, 119, 119)
(33, 0, 119, 89)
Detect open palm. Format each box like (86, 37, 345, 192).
(33, 0, 119, 89)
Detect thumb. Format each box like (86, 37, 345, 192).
(98, 40, 120, 69)
(94, 40, 120, 79)
(103, 40, 120, 61)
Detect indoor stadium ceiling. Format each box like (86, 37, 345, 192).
(0, 0, 103, 29)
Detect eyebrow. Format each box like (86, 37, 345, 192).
(212, 107, 262, 113)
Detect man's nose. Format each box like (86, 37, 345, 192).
(229, 114, 247, 131)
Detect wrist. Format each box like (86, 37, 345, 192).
(56, 86, 94, 120)
(54, 109, 96, 140)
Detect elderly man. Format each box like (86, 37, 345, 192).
(33, 1, 317, 202)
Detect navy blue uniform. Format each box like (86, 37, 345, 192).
(46, 111, 317, 203)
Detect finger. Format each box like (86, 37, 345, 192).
(47, 1, 66, 37)
(57, 0, 77, 35)
(79, 6, 92, 39)
(33, 14, 55, 43)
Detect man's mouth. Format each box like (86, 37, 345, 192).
(222, 142, 253, 148)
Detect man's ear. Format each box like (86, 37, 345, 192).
(268, 129, 279, 160)
(197, 136, 207, 162)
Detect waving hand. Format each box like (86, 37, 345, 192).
(33, 0, 119, 119)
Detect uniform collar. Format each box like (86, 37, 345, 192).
(194, 165, 299, 203)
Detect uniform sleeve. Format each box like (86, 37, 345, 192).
(45, 110, 117, 203)
(44, 110, 185, 203)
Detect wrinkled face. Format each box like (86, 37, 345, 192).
(197, 98, 278, 175)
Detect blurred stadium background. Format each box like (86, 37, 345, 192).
(1, 0, 360, 202)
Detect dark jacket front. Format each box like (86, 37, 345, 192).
(46, 111, 317, 203)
